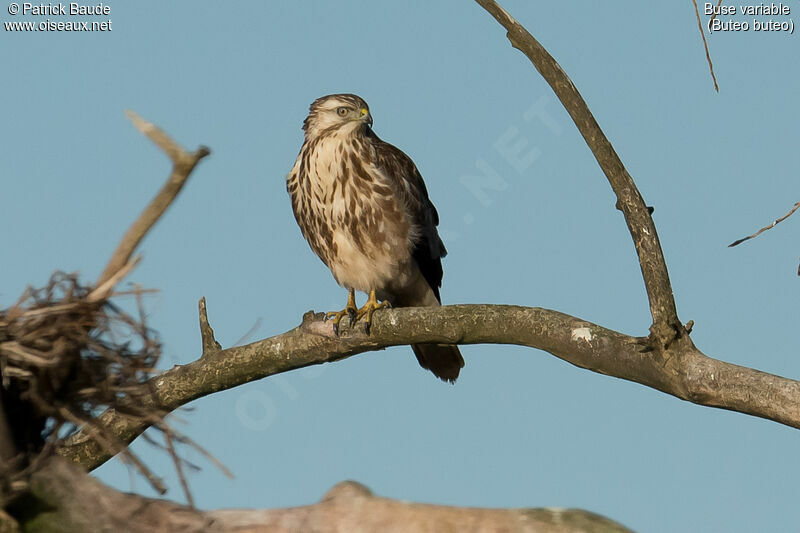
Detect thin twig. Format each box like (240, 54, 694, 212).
(140, 432, 203, 473)
(164, 430, 194, 508)
(710, 0, 724, 23)
(88, 256, 142, 302)
(1, 342, 60, 367)
(16, 301, 84, 319)
(96, 111, 210, 287)
(232, 318, 263, 348)
(160, 422, 234, 479)
(729, 201, 800, 247)
(692, 0, 720, 92)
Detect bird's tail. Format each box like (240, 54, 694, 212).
(394, 273, 464, 383)
(411, 343, 464, 383)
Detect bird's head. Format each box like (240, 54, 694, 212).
(303, 93, 373, 138)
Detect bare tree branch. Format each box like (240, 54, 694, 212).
(58, 305, 800, 471)
(709, 0, 725, 23)
(473, 0, 682, 344)
(19, 457, 632, 533)
(208, 481, 634, 533)
(95, 111, 210, 288)
(729, 201, 800, 247)
(691, 0, 720, 92)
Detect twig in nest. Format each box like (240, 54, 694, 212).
(692, 0, 720, 92)
(729, 201, 800, 247)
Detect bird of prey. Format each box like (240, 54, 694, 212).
(286, 94, 464, 382)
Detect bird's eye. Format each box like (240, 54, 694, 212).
(336, 107, 349, 117)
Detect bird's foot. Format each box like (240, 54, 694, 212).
(325, 289, 357, 336)
(356, 290, 391, 335)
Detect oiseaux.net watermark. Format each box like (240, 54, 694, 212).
(5, 2, 112, 32)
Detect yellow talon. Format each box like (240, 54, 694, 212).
(326, 289, 389, 335)
(326, 289, 357, 336)
(356, 289, 391, 335)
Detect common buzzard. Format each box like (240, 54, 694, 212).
(287, 94, 464, 382)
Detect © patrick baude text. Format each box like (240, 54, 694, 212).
(11, 2, 108, 15)
(5, 2, 112, 32)
(704, 2, 795, 33)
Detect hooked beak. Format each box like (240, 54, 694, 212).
(360, 107, 373, 128)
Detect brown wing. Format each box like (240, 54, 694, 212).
(368, 130, 447, 302)
(369, 131, 463, 382)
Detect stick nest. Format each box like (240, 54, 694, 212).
(0, 273, 161, 488)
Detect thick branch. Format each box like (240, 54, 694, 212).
(16, 458, 631, 533)
(59, 305, 800, 470)
(208, 481, 633, 533)
(474, 0, 680, 341)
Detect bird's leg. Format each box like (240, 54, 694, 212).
(355, 289, 391, 335)
(326, 289, 358, 336)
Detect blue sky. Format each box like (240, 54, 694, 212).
(2, 2, 799, 531)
